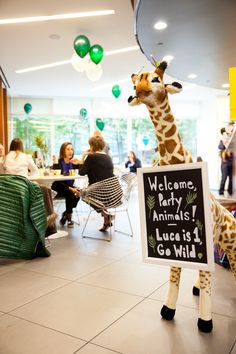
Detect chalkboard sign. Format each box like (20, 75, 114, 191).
(137, 162, 214, 271)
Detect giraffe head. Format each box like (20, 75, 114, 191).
(128, 61, 182, 108)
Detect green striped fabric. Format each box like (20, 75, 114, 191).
(0, 174, 50, 259)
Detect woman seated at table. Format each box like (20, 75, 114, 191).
(125, 151, 142, 173)
(79, 135, 121, 232)
(4, 138, 39, 177)
(52, 142, 80, 228)
(4, 138, 57, 235)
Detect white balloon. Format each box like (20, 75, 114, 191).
(85, 62, 103, 81)
(71, 53, 88, 72)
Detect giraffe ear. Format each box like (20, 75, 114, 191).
(131, 74, 138, 84)
(165, 82, 182, 94)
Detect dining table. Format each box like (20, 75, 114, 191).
(30, 173, 88, 239)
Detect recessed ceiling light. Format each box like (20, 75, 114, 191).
(162, 55, 174, 63)
(0, 10, 115, 25)
(188, 74, 197, 79)
(222, 83, 229, 88)
(49, 34, 61, 40)
(16, 46, 139, 73)
(154, 21, 167, 30)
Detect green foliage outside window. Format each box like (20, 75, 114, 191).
(11, 114, 197, 165)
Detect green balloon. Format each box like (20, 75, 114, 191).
(24, 103, 32, 114)
(89, 44, 104, 64)
(73, 35, 90, 58)
(112, 84, 121, 98)
(80, 108, 87, 118)
(96, 118, 105, 131)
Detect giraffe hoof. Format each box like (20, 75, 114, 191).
(192, 286, 200, 296)
(160, 305, 175, 320)
(198, 318, 213, 333)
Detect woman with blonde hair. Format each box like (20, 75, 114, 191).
(79, 135, 120, 232)
(125, 151, 142, 173)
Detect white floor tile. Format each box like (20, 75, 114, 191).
(93, 299, 236, 354)
(0, 314, 85, 354)
(11, 282, 141, 341)
(0, 268, 69, 312)
(76, 343, 122, 354)
(78, 261, 169, 297)
(17, 253, 114, 281)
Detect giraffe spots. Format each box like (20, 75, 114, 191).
(152, 119, 158, 129)
(178, 146, 185, 156)
(165, 125, 177, 138)
(156, 134, 163, 141)
(159, 143, 165, 157)
(160, 102, 168, 110)
(164, 107, 171, 114)
(160, 160, 168, 165)
(157, 90, 166, 103)
(165, 140, 176, 154)
(159, 125, 167, 134)
(163, 114, 174, 123)
(154, 112, 162, 120)
(221, 224, 227, 232)
(169, 156, 184, 164)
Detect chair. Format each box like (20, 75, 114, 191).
(112, 172, 137, 237)
(80, 175, 123, 241)
(0, 174, 50, 259)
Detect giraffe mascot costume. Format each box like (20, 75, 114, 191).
(128, 61, 236, 333)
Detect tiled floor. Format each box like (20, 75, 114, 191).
(0, 190, 235, 354)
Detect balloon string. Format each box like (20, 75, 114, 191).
(150, 54, 158, 67)
(137, 66, 144, 75)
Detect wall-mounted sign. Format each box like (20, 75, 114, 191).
(137, 162, 214, 271)
(229, 67, 236, 121)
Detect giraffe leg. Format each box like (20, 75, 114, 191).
(226, 251, 236, 284)
(197, 270, 213, 333)
(192, 276, 200, 296)
(160, 267, 181, 320)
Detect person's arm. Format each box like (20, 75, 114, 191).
(79, 154, 90, 176)
(125, 160, 130, 168)
(27, 155, 39, 177)
(135, 158, 142, 168)
(218, 140, 226, 150)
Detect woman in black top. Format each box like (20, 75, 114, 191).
(52, 142, 80, 227)
(79, 136, 120, 231)
(125, 151, 142, 173)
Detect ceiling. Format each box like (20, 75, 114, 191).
(0, 0, 150, 98)
(135, 0, 236, 90)
(0, 0, 232, 100)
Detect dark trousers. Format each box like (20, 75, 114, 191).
(219, 163, 233, 195)
(52, 181, 80, 214)
(39, 185, 57, 236)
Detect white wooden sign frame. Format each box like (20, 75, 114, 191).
(137, 162, 215, 271)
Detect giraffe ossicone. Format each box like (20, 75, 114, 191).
(128, 61, 236, 333)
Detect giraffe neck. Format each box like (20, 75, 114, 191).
(147, 98, 189, 165)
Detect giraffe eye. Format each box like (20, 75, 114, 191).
(133, 85, 136, 90)
(151, 77, 160, 83)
